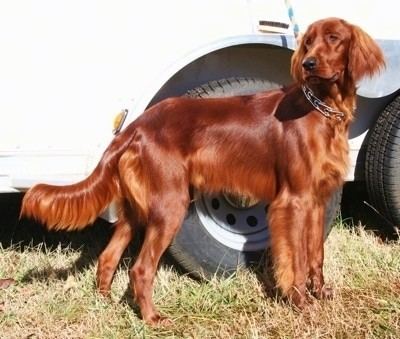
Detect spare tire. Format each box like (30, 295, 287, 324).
(167, 77, 342, 279)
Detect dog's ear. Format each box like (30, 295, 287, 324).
(348, 24, 385, 82)
(290, 33, 306, 83)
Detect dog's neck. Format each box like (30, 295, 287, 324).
(304, 80, 357, 124)
(301, 85, 345, 121)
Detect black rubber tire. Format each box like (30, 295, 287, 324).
(167, 77, 342, 279)
(185, 77, 279, 98)
(366, 95, 400, 227)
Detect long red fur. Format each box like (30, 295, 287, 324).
(20, 124, 137, 230)
(20, 18, 385, 325)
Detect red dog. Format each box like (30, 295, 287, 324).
(21, 18, 384, 325)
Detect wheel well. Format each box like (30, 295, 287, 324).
(147, 43, 293, 107)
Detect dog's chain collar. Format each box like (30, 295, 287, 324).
(302, 85, 345, 121)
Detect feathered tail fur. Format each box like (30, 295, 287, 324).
(20, 125, 136, 231)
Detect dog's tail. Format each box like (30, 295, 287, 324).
(20, 124, 137, 231)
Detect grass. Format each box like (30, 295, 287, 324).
(0, 218, 399, 339)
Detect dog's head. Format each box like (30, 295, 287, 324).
(291, 17, 385, 86)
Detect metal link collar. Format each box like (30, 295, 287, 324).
(302, 85, 345, 121)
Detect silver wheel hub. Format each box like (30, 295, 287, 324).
(194, 192, 269, 251)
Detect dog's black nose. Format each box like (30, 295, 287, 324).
(302, 57, 317, 71)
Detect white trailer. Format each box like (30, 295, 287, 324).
(1, 0, 399, 276)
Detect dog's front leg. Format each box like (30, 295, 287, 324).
(306, 203, 333, 300)
(268, 193, 310, 309)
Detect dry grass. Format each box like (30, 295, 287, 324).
(0, 221, 399, 338)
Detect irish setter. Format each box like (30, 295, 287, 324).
(21, 18, 385, 325)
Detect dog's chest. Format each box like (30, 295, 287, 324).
(317, 128, 349, 197)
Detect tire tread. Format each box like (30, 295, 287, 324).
(366, 95, 400, 225)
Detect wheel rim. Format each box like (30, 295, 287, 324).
(194, 191, 269, 251)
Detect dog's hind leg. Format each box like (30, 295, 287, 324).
(97, 220, 133, 296)
(130, 191, 189, 325)
(97, 202, 134, 296)
(118, 144, 190, 324)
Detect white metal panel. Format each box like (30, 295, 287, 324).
(0, 0, 291, 190)
(291, 0, 399, 40)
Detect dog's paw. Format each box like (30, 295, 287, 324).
(97, 287, 112, 299)
(310, 284, 334, 300)
(319, 285, 334, 300)
(287, 288, 309, 311)
(143, 312, 172, 327)
(0, 278, 15, 289)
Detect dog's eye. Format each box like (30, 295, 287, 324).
(328, 34, 339, 43)
(304, 37, 313, 47)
